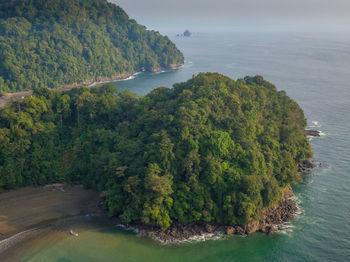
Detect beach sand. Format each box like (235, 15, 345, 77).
(0, 184, 102, 260)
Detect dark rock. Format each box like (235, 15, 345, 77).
(114, 184, 301, 243)
(246, 220, 260, 234)
(183, 30, 191, 37)
(226, 226, 235, 235)
(298, 159, 316, 173)
(266, 226, 275, 235)
(305, 130, 320, 137)
(235, 226, 246, 235)
(205, 224, 215, 233)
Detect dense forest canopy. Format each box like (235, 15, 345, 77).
(0, 73, 312, 229)
(0, 0, 184, 92)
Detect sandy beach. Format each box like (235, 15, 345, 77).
(0, 184, 102, 260)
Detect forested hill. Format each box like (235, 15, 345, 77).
(0, 0, 184, 92)
(0, 73, 312, 229)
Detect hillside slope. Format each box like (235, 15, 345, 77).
(0, 0, 184, 92)
(0, 73, 312, 229)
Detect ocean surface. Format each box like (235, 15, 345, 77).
(23, 32, 350, 261)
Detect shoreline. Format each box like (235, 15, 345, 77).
(0, 158, 315, 257)
(115, 159, 316, 244)
(116, 185, 299, 244)
(0, 63, 184, 109)
(0, 185, 298, 256)
(0, 214, 111, 262)
(0, 184, 102, 257)
(0, 184, 299, 254)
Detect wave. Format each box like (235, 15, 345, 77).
(0, 227, 42, 254)
(309, 120, 322, 128)
(115, 224, 141, 235)
(182, 60, 193, 68)
(319, 131, 327, 136)
(88, 72, 142, 87)
(274, 194, 304, 235)
(119, 75, 135, 81)
(115, 224, 226, 244)
(119, 71, 143, 81)
(275, 223, 295, 235)
(157, 232, 225, 245)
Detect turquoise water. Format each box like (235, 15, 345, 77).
(24, 32, 350, 261)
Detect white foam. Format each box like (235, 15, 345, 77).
(119, 75, 135, 81)
(114, 224, 226, 244)
(158, 232, 225, 245)
(275, 223, 295, 235)
(182, 61, 193, 68)
(319, 131, 326, 136)
(115, 224, 141, 235)
(88, 72, 141, 87)
(153, 70, 167, 75)
(0, 227, 42, 253)
(309, 120, 322, 128)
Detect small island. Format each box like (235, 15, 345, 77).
(0, 73, 314, 243)
(177, 30, 192, 37)
(184, 29, 192, 37)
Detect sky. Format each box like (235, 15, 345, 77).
(111, 0, 350, 32)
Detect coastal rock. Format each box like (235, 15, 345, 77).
(305, 130, 320, 137)
(151, 68, 162, 73)
(298, 159, 316, 173)
(226, 226, 235, 235)
(205, 224, 215, 233)
(266, 226, 275, 235)
(115, 183, 304, 244)
(235, 226, 246, 235)
(170, 63, 184, 69)
(260, 223, 267, 233)
(283, 185, 294, 199)
(246, 220, 260, 234)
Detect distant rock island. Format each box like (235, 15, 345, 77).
(177, 30, 192, 37)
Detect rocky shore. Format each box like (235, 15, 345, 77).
(298, 158, 317, 173)
(0, 74, 134, 109)
(0, 63, 184, 108)
(151, 63, 184, 73)
(116, 144, 319, 244)
(118, 185, 299, 244)
(305, 130, 321, 137)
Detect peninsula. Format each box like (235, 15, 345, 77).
(0, 73, 314, 244)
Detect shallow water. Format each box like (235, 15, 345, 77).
(21, 32, 350, 261)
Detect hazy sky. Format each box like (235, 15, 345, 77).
(111, 0, 350, 32)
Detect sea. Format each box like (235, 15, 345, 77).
(21, 31, 350, 261)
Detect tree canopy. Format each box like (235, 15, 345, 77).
(0, 0, 184, 92)
(0, 73, 312, 229)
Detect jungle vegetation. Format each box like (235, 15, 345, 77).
(0, 73, 312, 229)
(0, 0, 184, 92)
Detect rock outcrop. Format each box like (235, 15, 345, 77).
(123, 185, 299, 244)
(305, 130, 320, 137)
(298, 159, 316, 173)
